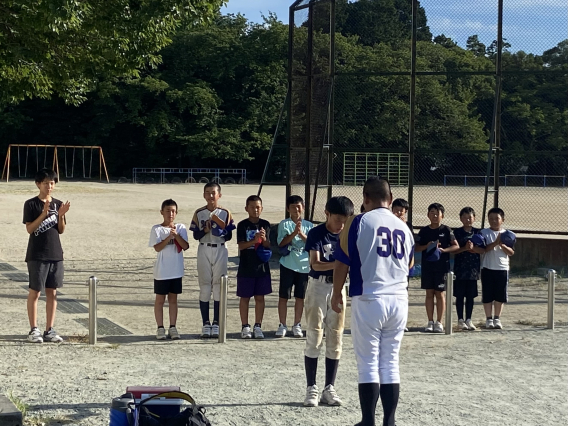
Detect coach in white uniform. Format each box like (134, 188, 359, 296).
(332, 177, 414, 426)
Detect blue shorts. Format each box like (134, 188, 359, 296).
(237, 275, 272, 298)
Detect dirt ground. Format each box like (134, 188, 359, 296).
(0, 181, 567, 426)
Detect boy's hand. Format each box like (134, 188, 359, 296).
(258, 228, 267, 242)
(210, 214, 225, 229)
(169, 226, 178, 240)
(203, 220, 211, 233)
(42, 199, 51, 216)
(466, 241, 474, 251)
(331, 291, 343, 314)
(294, 220, 302, 235)
(58, 201, 71, 217)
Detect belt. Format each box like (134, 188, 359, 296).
(200, 243, 224, 247)
(316, 275, 333, 283)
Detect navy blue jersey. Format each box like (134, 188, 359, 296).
(453, 227, 481, 280)
(305, 223, 339, 279)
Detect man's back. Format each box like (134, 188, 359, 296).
(339, 208, 414, 297)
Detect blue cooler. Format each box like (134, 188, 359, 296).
(109, 394, 134, 426)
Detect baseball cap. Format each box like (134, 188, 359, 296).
(500, 230, 516, 247)
(424, 240, 441, 262)
(255, 243, 272, 263)
(470, 234, 485, 247)
(278, 244, 291, 257)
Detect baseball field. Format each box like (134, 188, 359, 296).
(0, 181, 566, 425)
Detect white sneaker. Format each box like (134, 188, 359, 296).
(303, 385, 319, 407)
(211, 323, 220, 338)
(320, 384, 342, 406)
(275, 324, 287, 338)
(433, 321, 444, 333)
(485, 319, 494, 329)
(292, 323, 303, 338)
(493, 318, 503, 329)
(241, 326, 252, 339)
(458, 319, 469, 330)
(156, 327, 167, 340)
(43, 328, 63, 343)
(27, 328, 43, 343)
(168, 326, 180, 340)
(425, 321, 434, 332)
(253, 326, 264, 339)
(201, 323, 212, 338)
(465, 319, 476, 330)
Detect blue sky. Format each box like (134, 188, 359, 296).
(222, 0, 567, 54)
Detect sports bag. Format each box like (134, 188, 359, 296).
(133, 391, 211, 426)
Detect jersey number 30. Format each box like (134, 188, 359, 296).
(376, 227, 406, 260)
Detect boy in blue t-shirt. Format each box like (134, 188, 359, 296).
(276, 195, 314, 338)
(453, 207, 482, 331)
(302, 196, 354, 407)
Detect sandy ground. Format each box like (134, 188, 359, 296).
(0, 181, 567, 426)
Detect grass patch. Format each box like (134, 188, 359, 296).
(8, 390, 29, 417)
(26, 415, 74, 425)
(66, 334, 88, 343)
(515, 319, 547, 327)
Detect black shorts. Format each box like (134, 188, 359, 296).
(481, 268, 508, 303)
(154, 278, 182, 295)
(27, 261, 64, 292)
(279, 264, 308, 299)
(454, 279, 479, 299)
(421, 269, 446, 291)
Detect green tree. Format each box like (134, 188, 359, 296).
(0, 0, 225, 106)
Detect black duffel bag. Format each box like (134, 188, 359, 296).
(133, 391, 211, 426)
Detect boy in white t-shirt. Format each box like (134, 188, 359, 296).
(148, 199, 189, 340)
(477, 207, 515, 330)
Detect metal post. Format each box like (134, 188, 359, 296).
(445, 272, 454, 335)
(407, 0, 418, 228)
(547, 269, 556, 329)
(88, 276, 98, 345)
(218, 275, 228, 343)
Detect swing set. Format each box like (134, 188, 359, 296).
(2, 145, 109, 182)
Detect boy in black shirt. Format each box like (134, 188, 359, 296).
(236, 195, 272, 339)
(453, 207, 482, 331)
(23, 169, 70, 343)
(302, 196, 354, 407)
(415, 203, 458, 333)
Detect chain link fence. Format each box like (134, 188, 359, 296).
(260, 0, 567, 233)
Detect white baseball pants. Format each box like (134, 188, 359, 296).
(351, 295, 408, 384)
(304, 277, 346, 360)
(197, 244, 228, 302)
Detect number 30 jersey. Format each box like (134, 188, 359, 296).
(335, 208, 415, 297)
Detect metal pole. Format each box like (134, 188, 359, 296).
(547, 269, 556, 329)
(445, 272, 454, 335)
(88, 276, 98, 345)
(218, 275, 228, 343)
(407, 0, 418, 229)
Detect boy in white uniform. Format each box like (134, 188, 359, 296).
(190, 183, 235, 338)
(148, 199, 189, 340)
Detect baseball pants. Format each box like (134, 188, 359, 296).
(197, 243, 228, 302)
(351, 295, 408, 384)
(304, 277, 346, 360)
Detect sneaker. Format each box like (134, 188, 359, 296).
(425, 321, 434, 332)
(27, 328, 43, 343)
(241, 326, 252, 339)
(493, 318, 503, 329)
(168, 326, 180, 340)
(253, 326, 264, 339)
(404, 327, 409, 332)
(485, 319, 494, 329)
(303, 385, 319, 407)
(465, 319, 476, 330)
(201, 323, 212, 338)
(433, 321, 444, 333)
(320, 384, 342, 406)
(275, 323, 287, 338)
(156, 327, 167, 340)
(458, 319, 469, 330)
(211, 323, 220, 338)
(43, 328, 63, 343)
(292, 323, 303, 338)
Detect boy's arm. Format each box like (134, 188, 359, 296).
(484, 233, 501, 252)
(278, 221, 297, 247)
(25, 200, 50, 234)
(174, 227, 189, 251)
(441, 239, 459, 254)
(190, 212, 207, 240)
(500, 244, 514, 256)
(154, 237, 172, 253)
(309, 250, 335, 271)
